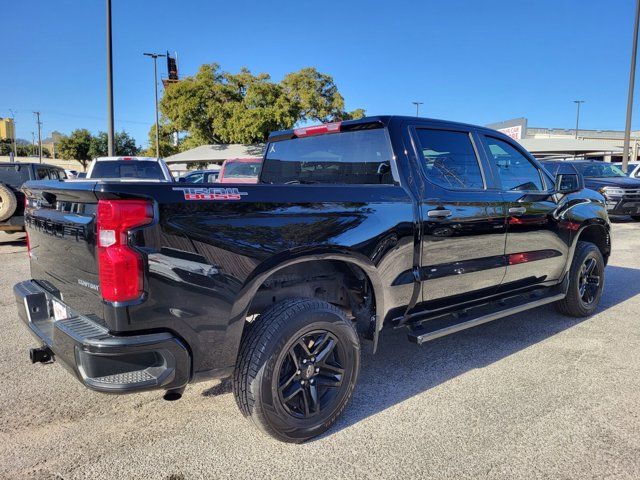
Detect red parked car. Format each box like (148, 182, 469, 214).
(218, 158, 262, 184)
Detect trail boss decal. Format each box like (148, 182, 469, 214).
(173, 187, 248, 200)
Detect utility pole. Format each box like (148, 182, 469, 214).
(143, 52, 166, 158)
(412, 101, 424, 117)
(106, 0, 115, 156)
(31, 132, 35, 157)
(33, 112, 42, 163)
(623, 0, 640, 173)
(573, 100, 585, 139)
(9, 109, 17, 157)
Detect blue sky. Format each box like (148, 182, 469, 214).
(2, 0, 637, 148)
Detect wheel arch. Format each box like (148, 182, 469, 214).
(230, 249, 386, 339)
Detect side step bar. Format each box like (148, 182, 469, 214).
(407, 291, 565, 345)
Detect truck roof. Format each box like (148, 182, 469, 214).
(0, 162, 63, 169)
(267, 115, 505, 141)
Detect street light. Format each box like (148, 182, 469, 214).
(143, 52, 166, 158)
(412, 101, 424, 117)
(106, 0, 115, 156)
(623, 0, 640, 173)
(573, 100, 585, 139)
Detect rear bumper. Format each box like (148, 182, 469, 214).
(14, 280, 190, 393)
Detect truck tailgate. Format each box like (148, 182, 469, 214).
(23, 181, 104, 320)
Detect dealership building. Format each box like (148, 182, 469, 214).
(487, 118, 640, 163)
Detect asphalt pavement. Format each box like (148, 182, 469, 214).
(1, 222, 639, 479)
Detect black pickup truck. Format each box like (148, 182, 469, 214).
(14, 116, 611, 442)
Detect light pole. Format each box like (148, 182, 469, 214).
(143, 52, 166, 158)
(412, 101, 424, 117)
(9, 109, 17, 158)
(106, 0, 115, 156)
(33, 111, 42, 163)
(623, 0, 640, 173)
(573, 100, 585, 139)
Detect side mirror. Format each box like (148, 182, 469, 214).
(178, 177, 187, 183)
(555, 170, 584, 194)
(547, 162, 584, 194)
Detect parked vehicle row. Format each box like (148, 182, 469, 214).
(15, 115, 611, 443)
(543, 160, 640, 220)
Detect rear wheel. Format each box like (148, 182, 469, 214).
(0, 184, 17, 222)
(555, 241, 605, 317)
(233, 298, 360, 443)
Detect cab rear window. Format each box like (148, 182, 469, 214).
(261, 129, 394, 184)
(91, 161, 165, 180)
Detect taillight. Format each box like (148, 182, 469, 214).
(25, 196, 31, 259)
(293, 121, 342, 137)
(97, 199, 153, 302)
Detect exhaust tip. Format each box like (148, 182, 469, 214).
(163, 388, 184, 401)
(29, 346, 53, 364)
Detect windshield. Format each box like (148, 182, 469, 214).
(223, 161, 261, 178)
(261, 128, 394, 184)
(90, 161, 166, 180)
(573, 162, 627, 178)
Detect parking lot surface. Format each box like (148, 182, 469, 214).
(1, 223, 640, 480)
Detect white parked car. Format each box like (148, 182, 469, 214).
(86, 157, 174, 182)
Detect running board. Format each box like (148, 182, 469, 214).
(407, 291, 565, 345)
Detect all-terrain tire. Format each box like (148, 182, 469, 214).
(0, 184, 17, 222)
(555, 241, 605, 317)
(233, 298, 360, 443)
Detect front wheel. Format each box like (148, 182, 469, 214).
(233, 298, 360, 443)
(555, 241, 605, 317)
(631, 215, 640, 221)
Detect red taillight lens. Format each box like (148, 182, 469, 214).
(24, 196, 31, 258)
(293, 121, 342, 137)
(97, 199, 153, 302)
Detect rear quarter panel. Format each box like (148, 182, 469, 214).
(108, 183, 416, 376)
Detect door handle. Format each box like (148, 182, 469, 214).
(427, 209, 452, 218)
(509, 206, 527, 215)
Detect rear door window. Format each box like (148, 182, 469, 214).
(415, 129, 485, 190)
(261, 128, 394, 184)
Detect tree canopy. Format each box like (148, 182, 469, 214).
(57, 129, 139, 169)
(57, 129, 93, 168)
(158, 64, 365, 148)
(88, 131, 139, 159)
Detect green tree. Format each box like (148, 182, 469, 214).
(159, 63, 364, 147)
(57, 129, 92, 169)
(88, 131, 140, 159)
(141, 124, 179, 157)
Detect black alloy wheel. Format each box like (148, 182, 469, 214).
(578, 257, 601, 306)
(276, 330, 346, 419)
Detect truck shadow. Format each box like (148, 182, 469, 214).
(326, 264, 640, 438)
(0, 233, 26, 247)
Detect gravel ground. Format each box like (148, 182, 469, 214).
(1, 223, 639, 480)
